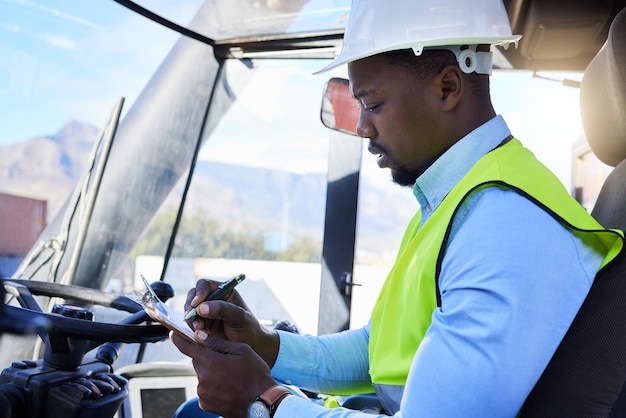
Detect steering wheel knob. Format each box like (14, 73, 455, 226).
(149, 281, 175, 302)
(52, 304, 95, 321)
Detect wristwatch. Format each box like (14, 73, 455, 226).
(246, 385, 292, 418)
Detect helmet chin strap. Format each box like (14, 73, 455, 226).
(412, 45, 493, 75)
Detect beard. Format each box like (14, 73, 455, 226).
(391, 166, 420, 187)
(390, 151, 442, 188)
(369, 140, 430, 188)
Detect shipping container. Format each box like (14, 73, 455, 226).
(0, 192, 47, 256)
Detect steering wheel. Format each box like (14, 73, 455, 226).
(1, 278, 170, 345)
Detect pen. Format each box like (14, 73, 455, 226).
(183, 273, 246, 321)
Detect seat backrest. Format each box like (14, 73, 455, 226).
(580, 7, 626, 172)
(586, 2, 626, 231)
(520, 8, 626, 417)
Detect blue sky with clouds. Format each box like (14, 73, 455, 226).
(0, 0, 200, 144)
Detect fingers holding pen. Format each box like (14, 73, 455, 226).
(188, 302, 213, 336)
(184, 279, 237, 331)
(184, 280, 213, 312)
(179, 276, 279, 365)
(192, 299, 252, 341)
(193, 299, 247, 322)
(185, 276, 250, 314)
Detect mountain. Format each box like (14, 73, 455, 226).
(0, 121, 98, 218)
(189, 161, 327, 234)
(0, 121, 416, 256)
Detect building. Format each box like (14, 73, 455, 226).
(0, 192, 47, 277)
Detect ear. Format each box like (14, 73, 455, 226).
(436, 65, 463, 112)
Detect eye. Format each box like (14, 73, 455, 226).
(361, 102, 380, 113)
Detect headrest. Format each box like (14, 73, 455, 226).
(580, 8, 626, 167)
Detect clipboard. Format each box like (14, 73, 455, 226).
(139, 275, 197, 343)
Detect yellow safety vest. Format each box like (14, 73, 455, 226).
(369, 138, 623, 385)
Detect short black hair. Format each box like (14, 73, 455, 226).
(383, 48, 492, 105)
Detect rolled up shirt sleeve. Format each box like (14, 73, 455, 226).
(272, 326, 373, 395)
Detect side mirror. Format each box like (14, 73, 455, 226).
(320, 77, 359, 136)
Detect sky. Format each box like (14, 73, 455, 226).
(0, 0, 201, 144)
(0, 0, 591, 191)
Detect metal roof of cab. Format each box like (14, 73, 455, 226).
(112, 0, 626, 71)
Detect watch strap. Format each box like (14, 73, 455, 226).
(257, 385, 292, 417)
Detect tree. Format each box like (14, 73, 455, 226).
(131, 207, 321, 262)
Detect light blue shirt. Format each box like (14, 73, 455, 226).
(272, 115, 605, 417)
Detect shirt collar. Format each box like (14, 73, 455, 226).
(413, 115, 512, 218)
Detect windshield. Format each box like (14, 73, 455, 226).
(133, 57, 332, 338)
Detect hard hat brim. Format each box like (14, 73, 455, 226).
(314, 35, 522, 74)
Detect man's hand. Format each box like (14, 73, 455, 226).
(184, 279, 280, 367)
(171, 333, 277, 418)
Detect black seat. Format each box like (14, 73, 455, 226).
(522, 9, 626, 417)
(521, 8, 626, 417)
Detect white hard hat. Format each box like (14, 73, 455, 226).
(317, 0, 521, 74)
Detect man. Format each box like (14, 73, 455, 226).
(172, 0, 623, 417)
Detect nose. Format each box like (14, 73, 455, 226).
(356, 110, 375, 139)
